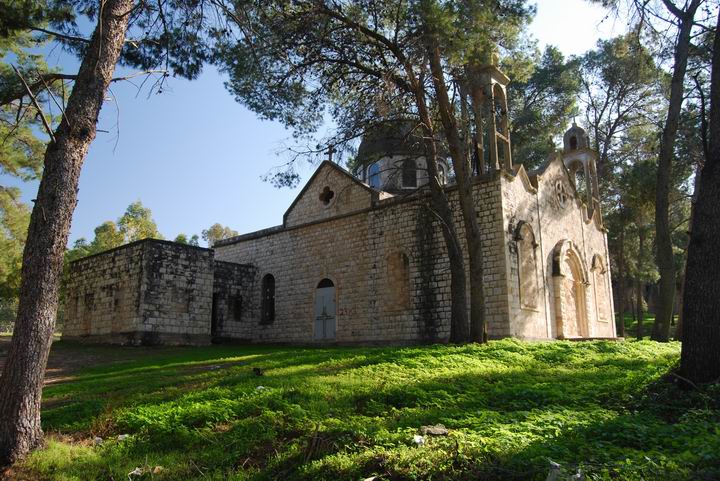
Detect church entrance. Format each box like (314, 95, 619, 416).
(553, 240, 590, 339)
(560, 251, 589, 338)
(314, 279, 336, 340)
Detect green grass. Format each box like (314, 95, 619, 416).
(618, 313, 679, 339)
(19, 340, 720, 480)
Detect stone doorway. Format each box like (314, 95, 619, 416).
(314, 278, 336, 340)
(553, 240, 589, 339)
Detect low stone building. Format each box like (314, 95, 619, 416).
(63, 65, 615, 345)
(62, 240, 257, 345)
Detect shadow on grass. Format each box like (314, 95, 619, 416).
(25, 339, 710, 481)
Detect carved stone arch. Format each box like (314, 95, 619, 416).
(515, 222, 539, 310)
(552, 240, 589, 283)
(552, 240, 590, 338)
(566, 159, 588, 199)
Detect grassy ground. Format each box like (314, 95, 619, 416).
(617, 313, 680, 339)
(11, 340, 720, 480)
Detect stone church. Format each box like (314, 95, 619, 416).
(63, 64, 615, 345)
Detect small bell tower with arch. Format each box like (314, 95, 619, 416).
(562, 121, 600, 216)
(470, 53, 512, 174)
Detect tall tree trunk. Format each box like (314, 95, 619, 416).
(406, 69, 469, 343)
(636, 227, 646, 340)
(636, 280, 645, 340)
(652, 0, 700, 342)
(427, 42, 485, 343)
(0, 0, 133, 466)
(675, 276, 684, 341)
(617, 222, 627, 338)
(679, 8, 720, 384)
(677, 161, 704, 341)
(320, 3, 470, 342)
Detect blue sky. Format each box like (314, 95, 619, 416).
(3, 0, 620, 247)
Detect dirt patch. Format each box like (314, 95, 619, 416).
(0, 337, 163, 386)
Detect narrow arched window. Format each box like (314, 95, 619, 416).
(517, 223, 538, 310)
(260, 274, 275, 324)
(570, 135, 578, 150)
(402, 158, 417, 188)
(368, 162, 381, 189)
(437, 164, 446, 185)
(592, 255, 609, 322)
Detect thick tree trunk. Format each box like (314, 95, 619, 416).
(616, 223, 627, 338)
(679, 9, 720, 384)
(406, 68, 469, 343)
(675, 278, 684, 341)
(427, 43, 485, 343)
(677, 162, 703, 341)
(652, 1, 700, 342)
(0, 0, 133, 466)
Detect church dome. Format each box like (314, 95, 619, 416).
(354, 120, 449, 192)
(355, 121, 425, 166)
(563, 122, 590, 152)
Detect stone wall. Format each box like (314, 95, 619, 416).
(65, 158, 615, 346)
(214, 165, 510, 344)
(211, 260, 258, 341)
(500, 156, 615, 339)
(63, 240, 215, 345)
(64, 242, 145, 340)
(138, 241, 214, 344)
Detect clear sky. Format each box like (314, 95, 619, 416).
(3, 0, 621, 247)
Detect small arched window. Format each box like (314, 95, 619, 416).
(569, 135, 578, 150)
(260, 274, 275, 324)
(402, 158, 417, 188)
(368, 163, 381, 189)
(437, 164, 446, 185)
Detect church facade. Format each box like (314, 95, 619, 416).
(62, 66, 615, 345)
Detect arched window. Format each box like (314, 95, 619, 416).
(368, 162, 381, 189)
(516, 223, 538, 310)
(260, 274, 275, 324)
(493, 84, 511, 168)
(569, 135, 578, 150)
(402, 158, 417, 188)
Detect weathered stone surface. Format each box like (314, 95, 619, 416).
(65, 134, 615, 345)
(64, 240, 220, 345)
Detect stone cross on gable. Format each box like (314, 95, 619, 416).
(326, 145, 337, 163)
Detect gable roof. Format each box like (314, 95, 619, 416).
(282, 161, 379, 226)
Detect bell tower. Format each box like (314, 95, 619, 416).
(470, 54, 512, 174)
(562, 122, 600, 216)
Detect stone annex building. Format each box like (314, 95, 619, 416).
(63, 66, 616, 345)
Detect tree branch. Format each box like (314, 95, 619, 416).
(30, 27, 90, 43)
(11, 65, 55, 143)
(0, 73, 77, 106)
